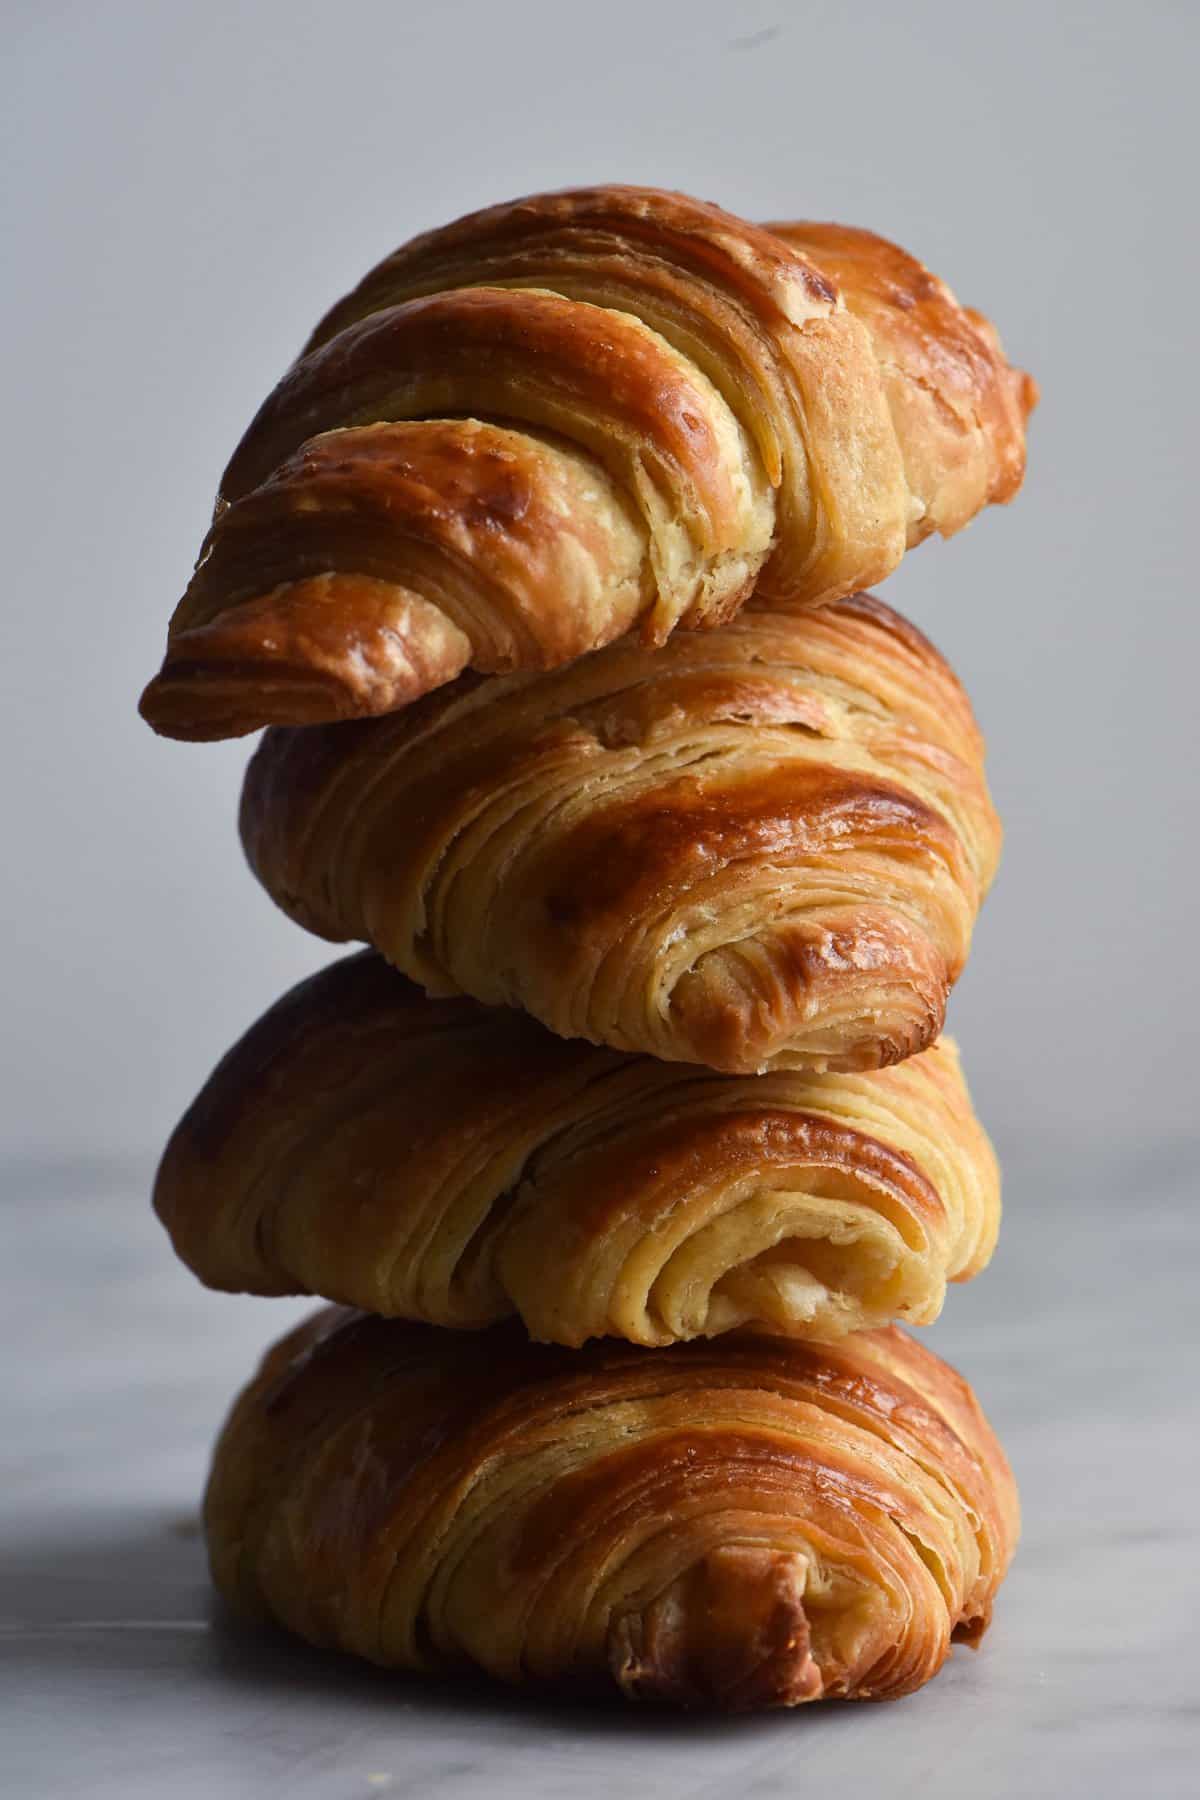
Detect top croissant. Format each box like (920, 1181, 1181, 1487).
(139, 186, 1035, 741)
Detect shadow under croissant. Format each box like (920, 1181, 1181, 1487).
(214, 1602, 1015, 1734)
(204, 1605, 973, 1733)
(0, 1507, 1000, 1729)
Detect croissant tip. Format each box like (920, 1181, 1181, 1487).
(607, 1547, 824, 1711)
(140, 643, 380, 739)
(138, 672, 260, 742)
(137, 674, 184, 738)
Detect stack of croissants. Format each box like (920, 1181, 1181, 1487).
(141, 186, 1036, 1713)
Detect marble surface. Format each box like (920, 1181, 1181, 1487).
(3, 1137, 1197, 1799)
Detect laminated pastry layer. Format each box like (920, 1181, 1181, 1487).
(140, 186, 1033, 738)
(240, 592, 1002, 1074)
(155, 952, 999, 1345)
(205, 1310, 1019, 1709)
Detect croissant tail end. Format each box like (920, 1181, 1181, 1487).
(1017, 369, 1040, 420)
(138, 576, 475, 740)
(607, 1546, 823, 1712)
(138, 669, 270, 741)
(138, 644, 438, 741)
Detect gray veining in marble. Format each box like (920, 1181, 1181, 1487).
(3, 1137, 1198, 1798)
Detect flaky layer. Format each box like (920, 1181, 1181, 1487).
(240, 592, 1001, 1074)
(140, 186, 1034, 739)
(767, 222, 1036, 543)
(155, 952, 999, 1345)
(206, 1311, 1018, 1710)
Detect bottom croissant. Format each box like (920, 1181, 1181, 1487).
(206, 1311, 1017, 1710)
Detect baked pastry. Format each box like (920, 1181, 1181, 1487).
(154, 952, 999, 1346)
(139, 185, 1035, 739)
(205, 1309, 1018, 1709)
(240, 592, 1001, 1074)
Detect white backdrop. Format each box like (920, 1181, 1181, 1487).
(3, 0, 1196, 1164)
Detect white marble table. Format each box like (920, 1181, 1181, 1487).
(3, 1138, 1197, 1798)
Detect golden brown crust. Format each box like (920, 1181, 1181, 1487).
(767, 222, 1037, 542)
(239, 592, 1001, 1074)
(295, 185, 900, 604)
(205, 1309, 1018, 1709)
(139, 421, 648, 738)
(154, 951, 999, 1345)
(140, 186, 1032, 740)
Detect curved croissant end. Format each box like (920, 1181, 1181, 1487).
(154, 952, 1000, 1346)
(767, 222, 1037, 542)
(239, 592, 1001, 1075)
(140, 186, 1034, 740)
(205, 1310, 1018, 1709)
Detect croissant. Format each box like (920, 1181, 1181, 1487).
(155, 951, 999, 1347)
(241, 592, 1001, 1074)
(139, 186, 1035, 739)
(206, 1308, 1017, 1709)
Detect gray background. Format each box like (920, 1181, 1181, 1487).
(3, 5, 1199, 1796)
